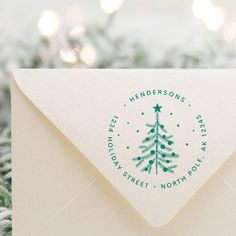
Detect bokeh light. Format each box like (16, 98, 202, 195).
(69, 25, 86, 38)
(192, 0, 213, 19)
(80, 44, 96, 65)
(192, 0, 225, 31)
(38, 10, 60, 38)
(204, 6, 225, 31)
(223, 22, 236, 42)
(60, 49, 77, 63)
(100, 0, 124, 14)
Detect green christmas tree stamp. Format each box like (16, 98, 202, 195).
(132, 104, 179, 175)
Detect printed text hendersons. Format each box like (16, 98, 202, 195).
(129, 89, 185, 103)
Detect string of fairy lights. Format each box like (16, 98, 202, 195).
(35, 0, 236, 66)
(192, 0, 236, 42)
(0, 0, 235, 70)
(37, 0, 124, 66)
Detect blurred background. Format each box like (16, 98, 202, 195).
(0, 0, 236, 234)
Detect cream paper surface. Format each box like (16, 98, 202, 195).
(12, 69, 236, 235)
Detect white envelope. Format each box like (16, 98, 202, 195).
(12, 69, 236, 236)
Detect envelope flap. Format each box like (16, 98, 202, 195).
(13, 69, 236, 226)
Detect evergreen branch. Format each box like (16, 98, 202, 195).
(146, 123, 154, 128)
(168, 165, 178, 170)
(158, 158, 172, 164)
(0, 219, 11, 228)
(132, 152, 155, 167)
(158, 134, 168, 142)
(135, 160, 145, 167)
(158, 133, 174, 145)
(0, 131, 11, 188)
(142, 134, 155, 143)
(158, 141, 172, 152)
(157, 150, 179, 158)
(0, 139, 11, 146)
(0, 129, 12, 235)
(157, 161, 167, 170)
(0, 154, 11, 163)
(138, 145, 147, 149)
(0, 209, 11, 222)
(0, 207, 11, 235)
(0, 182, 11, 208)
(141, 142, 155, 153)
(141, 164, 151, 173)
(141, 158, 155, 173)
(157, 161, 175, 173)
(158, 123, 167, 133)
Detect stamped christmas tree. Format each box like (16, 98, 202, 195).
(133, 104, 179, 175)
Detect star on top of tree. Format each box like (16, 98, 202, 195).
(153, 104, 162, 113)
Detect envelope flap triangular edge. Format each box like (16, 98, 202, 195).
(12, 69, 236, 226)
